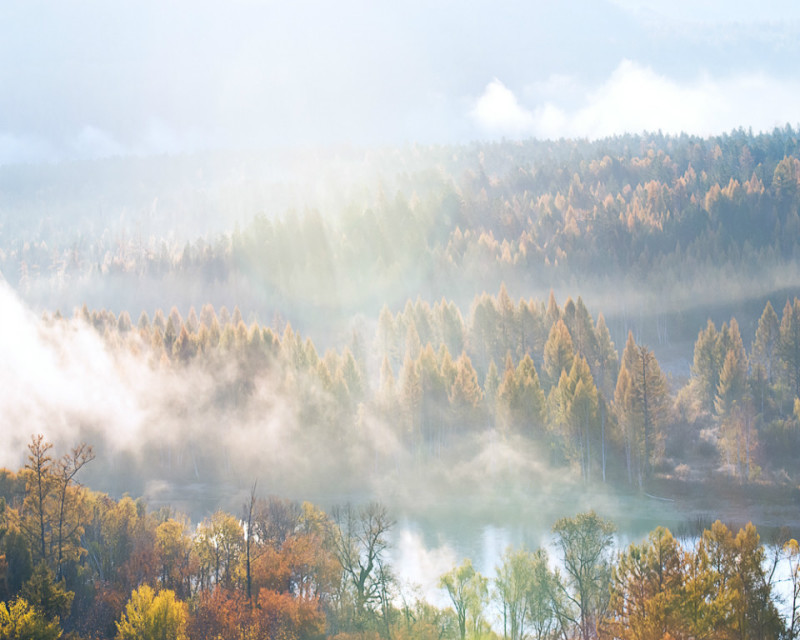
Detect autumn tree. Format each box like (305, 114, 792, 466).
(448, 352, 483, 432)
(20, 436, 93, 576)
(115, 584, 188, 640)
(53, 443, 94, 580)
(21, 435, 55, 566)
(696, 521, 783, 639)
(155, 519, 194, 598)
(602, 527, 688, 640)
(194, 511, 244, 591)
(0, 597, 62, 640)
(187, 587, 249, 640)
(20, 561, 73, 630)
(543, 319, 575, 391)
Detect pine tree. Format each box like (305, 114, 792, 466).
(692, 319, 721, 413)
(543, 319, 575, 391)
(449, 352, 483, 431)
(780, 298, 800, 400)
(628, 344, 670, 484)
(376, 304, 397, 364)
(545, 290, 560, 329)
(497, 283, 517, 357)
(614, 363, 637, 485)
(715, 349, 746, 418)
(568, 356, 600, 482)
(594, 313, 619, 399)
(400, 355, 422, 447)
(752, 300, 780, 384)
(516, 354, 547, 437)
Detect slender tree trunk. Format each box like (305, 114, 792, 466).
(245, 481, 257, 605)
(601, 403, 606, 483)
(640, 349, 651, 483)
(625, 435, 632, 485)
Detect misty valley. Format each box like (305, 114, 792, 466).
(3, 129, 800, 638)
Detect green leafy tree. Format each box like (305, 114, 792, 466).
(494, 547, 558, 640)
(550, 357, 600, 481)
(593, 313, 619, 400)
(617, 337, 670, 485)
(752, 301, 780, 385)
(331, 503, 394, 630)
(440, 558, 489, 640)
(515, 353, 547, 436)
(692, 319, 722, 413)
(553, 511, 615, 640)
(780, 298, 800, 400)
(716, 349, 747, 418)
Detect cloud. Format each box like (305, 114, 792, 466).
(470, 79, 536, 137)
(481, 60, 800, 141)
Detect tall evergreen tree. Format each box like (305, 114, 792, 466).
(752, 300, 780, 384)
(780, 298, 800, 400)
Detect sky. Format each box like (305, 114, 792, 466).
(1, 0, 800, 164)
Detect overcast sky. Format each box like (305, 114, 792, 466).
(1, 0, 799, 164)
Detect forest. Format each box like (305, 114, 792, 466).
(2, 127, 800, 638)
(0, 436, 799, 639)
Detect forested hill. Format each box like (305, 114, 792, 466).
(3, 126, 800, 346)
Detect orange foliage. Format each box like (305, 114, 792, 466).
(253, 588, 325, 640)
(188, 587, 249, 640)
